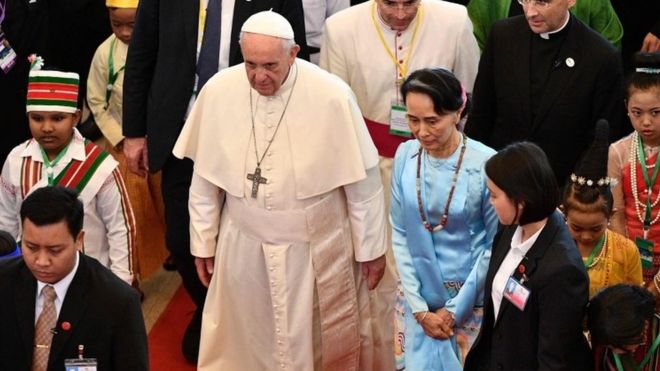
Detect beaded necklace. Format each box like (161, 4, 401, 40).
(416, 132, 467, 232)
(629, 132, 660, 237)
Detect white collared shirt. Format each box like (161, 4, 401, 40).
(492, 223, 546, 320)
(34, 252, 80, 325)
(539, 11, 570, 39)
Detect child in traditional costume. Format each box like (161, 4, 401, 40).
(0, 55, 135, 284)
(609, 51, 660, 371)
(563, 120, 642, 298)
(87, 0, 167, 280)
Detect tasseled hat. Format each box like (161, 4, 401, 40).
(106, 0, 139, 8)
(241, 10, 294, 40)
(570, 119, 612, 188)
(26, 54, 79, 114)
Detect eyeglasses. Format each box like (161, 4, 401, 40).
(380, 0, 420, 11)
(516, 0, 552, 8)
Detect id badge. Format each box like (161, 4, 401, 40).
(503, 276, 531, 311)
(389, 103, 411, 137)
(0, 31, 17, 74)
(636, 237, 654, 270)
(64, 358, 98, 371)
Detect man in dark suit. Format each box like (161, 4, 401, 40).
(121, 0, 308, 362)
(0, 186, 148, 371)
(464, 0, 624, 187)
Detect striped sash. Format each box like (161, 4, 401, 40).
(20, 140, 110, 197)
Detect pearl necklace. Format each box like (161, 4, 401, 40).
(630, 132, 660, 227)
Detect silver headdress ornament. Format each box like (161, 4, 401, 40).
(635, 67, 660, 74)
(569, 173, 612, 187)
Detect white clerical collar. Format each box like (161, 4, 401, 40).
(36, 251, 80, 304)
(278, 61, 297, 96)
(538, 11, 570, 40)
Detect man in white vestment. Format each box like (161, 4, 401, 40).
(320, 0, 480, 177)
(173, 11, 395, 371)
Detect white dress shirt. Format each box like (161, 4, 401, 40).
(492, 223, 546, 320)
(34, 252, 80, 325)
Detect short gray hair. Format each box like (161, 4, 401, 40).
(239, 31, 295, 52)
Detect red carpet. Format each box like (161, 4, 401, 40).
(148, 285, 198, 371)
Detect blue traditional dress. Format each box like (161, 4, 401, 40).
(390, 136, 497, 370)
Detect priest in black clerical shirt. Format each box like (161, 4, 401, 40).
(464, 0, 624, 188)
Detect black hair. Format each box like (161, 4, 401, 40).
(626, 52, 660, 100)
(20, 187, 83, 239)
(401, 68, 470, 119)
(588, 284, 656, 349)
(0, 230, 17, 257)
(486, 142, 559, 225)
(562, 120, 614, 217)
(562, 183, 614, 217)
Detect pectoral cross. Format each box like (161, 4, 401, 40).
(247, 167, 267, 198)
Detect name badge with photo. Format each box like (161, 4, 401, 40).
(0, 30, 17, 74)
(503, 276, 531, 311)
(389, 103, 411, 137)
(65, 358, 98, 371)
(636, 237, 654, 270)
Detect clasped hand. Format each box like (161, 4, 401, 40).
(415, 308, 456, 340)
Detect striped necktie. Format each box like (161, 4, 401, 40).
(32, 285, 57, 371)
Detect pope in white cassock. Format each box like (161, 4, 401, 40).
(173, 10, 395, 371)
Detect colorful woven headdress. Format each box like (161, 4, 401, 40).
(26, 54, 79, 114)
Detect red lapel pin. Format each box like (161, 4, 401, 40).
(61, 321, 71, 331)
(518, 264, 526, 274)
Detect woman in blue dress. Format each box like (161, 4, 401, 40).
(390, 68, 498, 370)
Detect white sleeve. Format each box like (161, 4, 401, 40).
(326, 0, 349, 17)
(189, 171, 225, 258)
(319, 19, 350, 83)
(96, 169, 135, 284)
(343, 166, 387, 262)
(0, 159, 20, 239)
(453, 10, 481, 91)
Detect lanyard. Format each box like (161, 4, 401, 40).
(370, 1, 422, 83)
(583, 232, 606, 268)
(0, 0, 6, 25)
(613, 331, 660, 371)
(637, 138, 660, 230)
(40, 144, 70, 186)
(106, 37, 125, 104)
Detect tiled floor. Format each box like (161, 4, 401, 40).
(140, 268, 181, 332)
